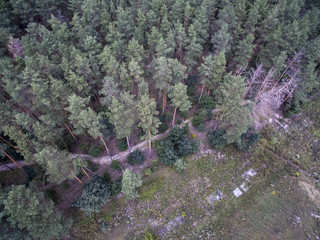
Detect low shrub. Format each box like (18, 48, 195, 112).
(79, 142, 90, 152)
(192, 110, 207, 127)
(199, 95, 215, 110)
(104, 171, 111, 182)
(177, 138, 200, 157)
(62, 182, 70, 189)
(144, 168, 152, 176)
(207, 129, 227, 149)
(88, 144, 104, 157)
(117, 138, 128, 151)
(44, 189, 59, 204)
(127, 149, 145, 165)
(197, 123, 205, 132)
(72, 176, 111, 215)
(87, 161, 98, 172)
(234, 128, 260, 151)
(174, 159, 187, 172)
(110, 178, 122, 196)
(158, 126, 199, 166)
(110, 160, 122, 171)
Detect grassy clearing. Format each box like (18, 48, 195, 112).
(69, 100, 320, 239)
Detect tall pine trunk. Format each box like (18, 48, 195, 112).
(172, 107, 177, 126)
(198, 83, 205, 103)
(126, 135, 131, 153)
(148, 130, 152, 158)
(100, 136, 112, 159)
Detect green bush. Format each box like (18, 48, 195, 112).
(158, 140, 178, 166)
(62, 182, 70, 189)
(127, 149, 145, 165)
(197, 123, 205, 132)
(174, 159, 187, 172)
(144, 168, 152, 176)
(207, 129, 227, 149)
(121, 169, 142, 199)
(177, 139, 200, 157)
(110, 178, 122, 196)
(110, 160, 122, 171)
(157, 126, 199, 166)
(234, 128, 260, 151)
(199, 95, 215, 110)
(72, 176, 111, 215)
(79, 142, 90, 152)
(117, 138, 128, 151)
(87, 161, 98, 172)
(192, 110, 207, 127)
(104, 171, 111, 182)
(88, 144, 104, 157)
(44, 189, 59, 204)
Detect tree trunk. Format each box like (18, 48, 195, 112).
(208, 89, 211, 95)
(148, 130, 152, 158)
(100, 136, 112, 159)
(126, 135, 131, 153)
(3, 151, 23, 169)
(172, 107, 177, 126)
(198, 83, 205, 103)
(64, 123, 78, 143)
(162, 89, 167, 114)
(82, 167, 90, 178)
(0, 136, 20, 150)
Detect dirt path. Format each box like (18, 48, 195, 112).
(0, 119, 191, 172)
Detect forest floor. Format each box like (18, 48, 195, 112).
(67, 99, 320, 240)
(1, 100, 319, 240)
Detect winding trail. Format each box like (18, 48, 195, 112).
(0, 119, 191, 172)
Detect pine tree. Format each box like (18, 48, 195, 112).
(234, 33, 255, 73)
(185, 24, 203, 71)
(3, 183, 72, 240)
(137, 95, 160, 157)
(174, 21, 187, 62)
(168, 83, 191, 125)
(107, 92, 136, 152)
(147, 27, 162, 55)
(121, 168, 142, 199)
(160, 14, 171, 36)
(211, 21, 232, 55)
(99, 76, 120, 107)
(133, 9, 147, 44)
(153, 56, 172, 114)
(34, 146, 86, 184)
(193, 2, 209, 45)
(216, 73, 253, 143)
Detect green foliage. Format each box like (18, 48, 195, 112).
(44, 189, 59, 204)
(117, 138, 128, 151)
(144, 231, 159, 240)
(157, 126, 199, 166)
(144, 168, 152, 176)
(111, 160, 122, 171)
(104, 172, 111, 182)
(207, 129, 227, 149)
(88, 144, 104, 157)
(234, 128, 260, 151)
(72, 176, 111, 215)
(121, 169, 142, 199)
(62, 183, 70, 190)
(110, 178, 122, 196)
(2, 183, 72, 240)
(199, 95, 215, 110)
(127, 149, 145, 165)
(192, 110, 207, 127)
(174, 159, 187, 172)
